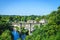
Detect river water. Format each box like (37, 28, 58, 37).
(12, 30, 26, 40)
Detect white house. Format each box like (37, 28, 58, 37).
(27, 20, 37, 23)
(39, 19, 47, 25)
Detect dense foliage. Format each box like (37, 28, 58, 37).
(0, 6, 60, 40)
(25, 6, 60, 40)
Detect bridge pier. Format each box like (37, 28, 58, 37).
(20, 23, 41, 35)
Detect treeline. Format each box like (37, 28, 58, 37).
(0, 15, 46, 22)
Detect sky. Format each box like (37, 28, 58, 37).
(0, 0, 60, 16)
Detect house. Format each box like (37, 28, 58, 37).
(27, 20, 37, 23)
(39, 19, 47, 25)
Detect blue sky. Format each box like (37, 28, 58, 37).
(0, 0, 60, 16)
